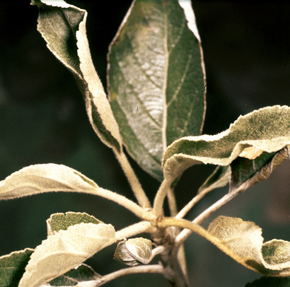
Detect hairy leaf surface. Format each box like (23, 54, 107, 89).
(0, 164, 98, 200)
(0, 249, 33, 287)
(19, 223, 116, 287)
(47, 212, 102, 235)
(108, 0, 206, 180)
(31, 0, 122, 152)
(207, 216, 290, 276)
(163, 106, 290, 183)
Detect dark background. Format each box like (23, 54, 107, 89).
(1, 1, 290, 287)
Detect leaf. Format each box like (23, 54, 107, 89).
(48, 264, 101, 287)
(19, 223, 116, 287)
(197, 166, 231, 195)
(47, 212, 102, 236)
(0, 164, 99, 200)
(230, 146, 290, 192)
(245, 276, 290, 287)
(107, 0, 206, 180)
(114, 237, 152, 266)
(207, 216, 290, 276)
(163, 105, 290, 183)
(0, 248, 33, 287)
(31, 0, 122, 152)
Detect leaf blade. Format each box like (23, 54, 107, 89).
(0, 249, 33, 287)
(108, 0, 206, 180)
(163, 105, 290, 183)
(32, 0, 122, 152)
(19, 223, 116, 287)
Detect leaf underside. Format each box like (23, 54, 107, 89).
(108, 0, 205, 180)
(207, 216, 290, 276)
(163, 105, 290, 185)
(32, 0, 122, 152)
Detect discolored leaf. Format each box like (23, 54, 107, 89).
(31, 0, 122, 152)
(108, 0, 206, 180)
(163, 105, 290, 183)
(0, 248, 33, 287)
(48, 264, 101, 287)
(47, 212, 102, 235)
(0, 164, 98, 200)
(206, 216, 290, 276)
(19, 223, 116, 287)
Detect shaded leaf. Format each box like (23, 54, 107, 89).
(163, 105, 290, 183)
(19, 223, 116, 287)
(197, 166, 230, 195)
(231, 146, 290, 192)
(108, 0, 206, 180)
(0, 164, 98, 200)
(245, 276, 290, 287)
(114, 237, 152, 266)
(207, 216, 290, 276)
(48, 264, 101, 286)
(32, 0, 122, 152)
(47, 212, 102, 235)
(0, 248, 33, 287)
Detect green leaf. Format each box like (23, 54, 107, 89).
(48, 264, 101, 287)
(163, 105, 290, 183)
(230, 146, 289, 192)
(245, 276, 290, 287)
(108, 0, 206, 180)
(207, 216, 290, 276)
(46, 212, 102, 235)
(0, 164, 99, 200)
(19, 223, 116, 287)
(0, 249, 33, 287)
(31, 0, 122, 152)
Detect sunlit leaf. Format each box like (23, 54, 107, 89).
(0, 248, 33, 287)
(19, 223, 116, 287)
(47, 264, 101, 287)
(108, 0, 206, 180)
(163, 105, 290, 183)
(47, 212, 102, 235)
(31, 0, 122, 152)
(0, 164, 98, 200)
(207, 216, 290, 276)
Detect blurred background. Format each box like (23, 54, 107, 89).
(0, 1, 290, 286)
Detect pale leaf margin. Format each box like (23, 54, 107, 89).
(163, 105, 290, 183)
(0, 164, 150, 220)
(31, 0, 123, 152)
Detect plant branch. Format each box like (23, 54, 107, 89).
(95, 264, 164, 286)
(167, 187, 178, 216)
(116, 221, 156, 239)
(153, 178, 171, 217)
(115, 150, 151, 209)
(175, 185, 244, 245)
(94, 187, 154, 221)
